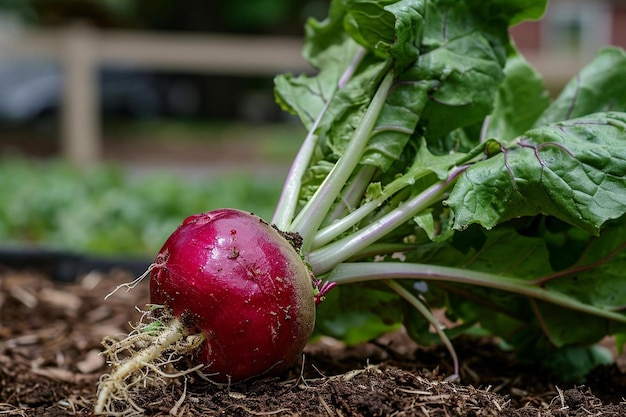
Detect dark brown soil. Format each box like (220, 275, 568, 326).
(0, 268, 624, 416)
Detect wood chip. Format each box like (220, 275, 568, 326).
(40, 287, 83, 314)
(76, 349, 105, 374)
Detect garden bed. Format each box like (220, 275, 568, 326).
(1, 267, 624, 416)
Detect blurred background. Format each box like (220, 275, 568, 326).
(0, 0, 625, 267)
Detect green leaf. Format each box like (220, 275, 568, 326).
(315, 285, 403, 344)
(342, 0, 426, 68)
(338, 0, 516, 169)
(486, 45, 551, 141)
(407, 225, 626, 356)
(538, 345, 614, 382)
(405, 228, 556, 343)
(303, 0, 354, 68)
(533, 301, 626, 347)
(318, 58, 389, 159)
(536, 47, 626, 126)
(343, 0, 397, 58)
(616, 334, 626, 355)
(403, 0, 509, 142)
(320, 311, 402, 344)
(410, 227, 554, 279)
(413, 210, 436, 240)
(404, 303, 476, 346)
(274, 1, 363, 131)
(384, 0, 425, 68)
(286, 0, 520, 175)
(274, 54, 363, 134)
(357, 79, 431, 170)
(543, 225, 626, 311)
(448, 112, 626, 234)
(469, 0, 548, 27)
(569, 220, 626, 268)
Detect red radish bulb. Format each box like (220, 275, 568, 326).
(150, 208, 316, 382)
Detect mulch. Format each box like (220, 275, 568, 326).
(0, 267, 624, 416)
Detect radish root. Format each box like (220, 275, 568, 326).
(104, 265, 154, 300)
(94, 307, 205, 416)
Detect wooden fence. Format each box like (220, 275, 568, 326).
(1, 25, 310, 167)
(1, 25, 586, 167)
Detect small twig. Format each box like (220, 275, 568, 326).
(0, 404, 27, 416)
(233, 405, 293, 416)
(555, 386, 568, 410)
(319, 395, 335, 416)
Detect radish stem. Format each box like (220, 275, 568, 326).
(384, 280, 459, 376)
(327, 262, 626, 323)
(309, 166, 467, 274)
(291, 68, 394, 250)
(272, 47, 367, 230)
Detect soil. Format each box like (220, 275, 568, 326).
(1, 267, 625, 416)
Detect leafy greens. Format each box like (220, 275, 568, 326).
(273, 0, 626, 379)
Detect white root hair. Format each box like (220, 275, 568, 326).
(94, 307, 205, 416)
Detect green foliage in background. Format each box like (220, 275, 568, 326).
(0, 157, 282, 256)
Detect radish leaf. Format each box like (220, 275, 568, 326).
(536, 47, 626, 126)
(448, 112, 626, 234)
(486, 46, 551, 141)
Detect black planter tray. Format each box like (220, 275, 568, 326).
(0, 246, 151, 282)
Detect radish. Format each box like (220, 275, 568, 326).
(95, 209, 328, 414)
(150, 209, 317, 382)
